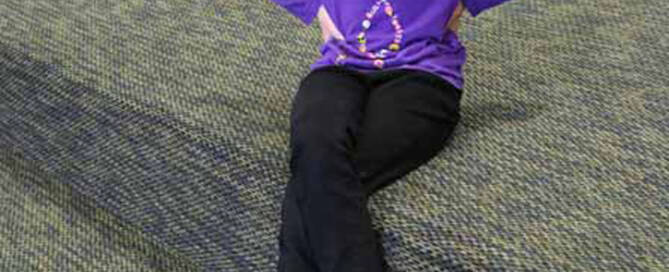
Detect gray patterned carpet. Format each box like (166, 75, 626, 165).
(1, 0, 667, 271)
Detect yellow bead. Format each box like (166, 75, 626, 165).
(389, 43, 400, 51)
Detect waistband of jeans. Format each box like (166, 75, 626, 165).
(308, 65, 462, 100)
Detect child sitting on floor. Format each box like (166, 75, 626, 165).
(270, 1, 511, 271)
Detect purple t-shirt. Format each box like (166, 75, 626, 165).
(271, 0, 511, 90)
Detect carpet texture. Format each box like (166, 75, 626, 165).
(1, 0, 668, 271)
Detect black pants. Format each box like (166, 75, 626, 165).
(278, 65, 463, 272)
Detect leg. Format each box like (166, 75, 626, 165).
(278, 66, 385, 272)
(353, 69, 462, 197)
(347, 69, 462, 270)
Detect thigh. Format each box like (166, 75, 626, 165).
(352, 69, 462, 196)
(289, 66, 370, 186)
(290, 65, 369, 143)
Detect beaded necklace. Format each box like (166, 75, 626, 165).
(335, 0, 404, 69)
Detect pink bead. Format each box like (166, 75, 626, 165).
(385, 6, 393, 16)
(373, 59, 384, 68)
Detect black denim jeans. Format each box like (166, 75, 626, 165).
(278, 65, 462, 272)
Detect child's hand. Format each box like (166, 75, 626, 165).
(446, 1, 465, 33)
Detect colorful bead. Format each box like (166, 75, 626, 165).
(373, 59, 384, 68)
(385, 6, 393, 16)
(362, 20, 371, 29)
(335, 54, 347, 65)
(389, 43, 400, 51)
(357, 0, 405, 60)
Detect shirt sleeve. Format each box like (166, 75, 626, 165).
(269, 0, 321, 26)
(462, 0, 512, 17)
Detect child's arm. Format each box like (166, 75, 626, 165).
(269, 0, 320, 26)
(317, 5, 344, 42)
(446, 1, 465, 33)
(462, 0, 512, 17)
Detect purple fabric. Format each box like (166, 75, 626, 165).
(271, 0, 512, 90)
(271, 0, 321, 25)
(463, 0, 512, 17)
